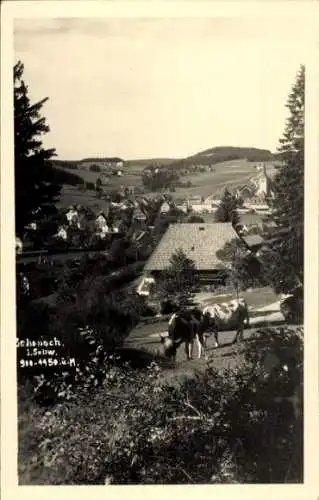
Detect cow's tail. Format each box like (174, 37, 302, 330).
(168, 315, 176, 337)
(243, 301, 250, 328)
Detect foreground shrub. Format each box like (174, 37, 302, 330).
(17, 272, 144, 404)
(18, 327, 303, 484)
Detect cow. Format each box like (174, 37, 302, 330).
(160, 307, 207, 361)
(201, 298, 250, 347)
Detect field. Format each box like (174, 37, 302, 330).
(56, 185, 110, 210)
(55, 159, 277, 208)
(169, 160, 277, 200)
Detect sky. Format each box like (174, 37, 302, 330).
(14, 17, 307, 161)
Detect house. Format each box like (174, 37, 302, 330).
(55, 226, 68, 241)
(66, 206, 79, 225)
(241, 234, 265, 256)
(25, 221, 38, 231)
(175, 202, 189, 214)
(188, 195, 202, 204)
(235, 183, 256, 200)
(190, 201, 215, 214)
(144, 223, 238, 286)
(16, 236, 23, 254)
(95, 212, 109, 238)
(78, 157, 124, 171)
(233, 213, 265, 235)
(136, 276, 156, 297)
(133, 206, 147, 222)
(211, 199, 222, 207)
(243, 202, 271, 214)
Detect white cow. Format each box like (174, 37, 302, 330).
(202, 298, 250, 347)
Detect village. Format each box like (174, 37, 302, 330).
(16, 162, 274, 283)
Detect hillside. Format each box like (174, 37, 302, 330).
(80, 156, 123, 163)
(125, 158, 179, 169)
(52, 147, 276, 171)
(173, 146, 275, 167)
(51, 146, 278, 209)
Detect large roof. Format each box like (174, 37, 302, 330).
(144, 223, 237, 271)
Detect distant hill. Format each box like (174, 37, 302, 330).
(191, 146, 274, 161)
(80, 157, 124, 163)
(52, 147, 277, 170)
(125, 158, 179, 167)
(52, 157, 124, 168)
(52, 159, 79, 168)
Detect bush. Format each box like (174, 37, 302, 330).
(160, 298, 179, 315)
(85, 181, 95, 191)
(16, 256, 146, 404)
(141, 302, 158, 317)
(89, 164, 101, 172)
(18, 326, 303, 484)
(187, 215, 205, 223)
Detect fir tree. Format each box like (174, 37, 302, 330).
(158, 249, 199, 306)
(214, 188, 240, 225)
(14, 61, 61, 237)
(262, 65, 304, 294)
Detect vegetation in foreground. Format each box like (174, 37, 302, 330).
(18, 327, 303, 485)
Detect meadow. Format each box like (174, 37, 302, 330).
(55, 159, 277, 208)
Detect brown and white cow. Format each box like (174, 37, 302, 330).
(202, 298, 250, 347)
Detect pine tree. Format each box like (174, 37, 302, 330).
(214, 188, 240, 225)
(158, 249, 199, 306)
(262, 65, 304, 294)
(14, 61, 61, 237)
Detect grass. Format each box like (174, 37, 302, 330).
(56, 185, 110, 210)
(56, 159, 277, 209)
(196, 286, 279, 308)
(145, 159, 277, 200)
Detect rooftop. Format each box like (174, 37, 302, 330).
(242, 234, 265, 247)
(144, 223, 237, 271)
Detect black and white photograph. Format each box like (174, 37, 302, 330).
(1, 2, 318, 493)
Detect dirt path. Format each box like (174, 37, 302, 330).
(123, 318, 289, 386)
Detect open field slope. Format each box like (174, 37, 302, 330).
(157, 159, 277, 200)
(54, 155, 278, 208)
(56, 185, 109, 210)
(125, 158, 179, 169)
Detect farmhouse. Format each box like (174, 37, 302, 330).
(144, 223, 238, 286)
